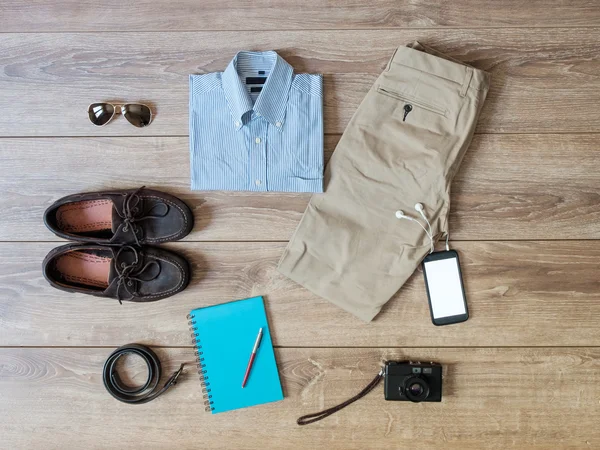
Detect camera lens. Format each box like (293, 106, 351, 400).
(409, 383, 424, 396)
(403, 376, 430, 402)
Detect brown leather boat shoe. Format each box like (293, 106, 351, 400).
(43, 244, 190, 303)
(44, 186, 193, 245)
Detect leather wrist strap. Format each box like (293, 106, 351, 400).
(103, 344, 185, 404)
(297, 369, 384, 425)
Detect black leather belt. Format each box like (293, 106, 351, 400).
(103, 344, 185, 404)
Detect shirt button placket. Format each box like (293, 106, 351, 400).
(258, 128, 266, 191)
(250, 122, 267, 191)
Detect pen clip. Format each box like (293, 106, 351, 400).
(252, 328, 263, 353)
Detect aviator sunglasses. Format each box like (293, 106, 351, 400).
(88, 103, 152, 127)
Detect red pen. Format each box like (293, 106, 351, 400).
(242, 328, 263, 388)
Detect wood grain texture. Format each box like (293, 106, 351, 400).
(1, 347, 600, 449)
(1, 0, 599, 446)
(1, 134, 599, 242)
(3, 241, 600, 347)
(2, 0, 599, 31)
(0, 29, 599, 135)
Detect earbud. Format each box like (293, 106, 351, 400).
(396, 210, 420, 224)
(414, 203, 424, 212)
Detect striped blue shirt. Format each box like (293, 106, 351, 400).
(189, 51, 324, 192)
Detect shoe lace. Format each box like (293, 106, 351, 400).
(113, 186, 169, 245)
(114, 246, 161, 304)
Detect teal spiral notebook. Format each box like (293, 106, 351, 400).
(187, 296, 284, 413)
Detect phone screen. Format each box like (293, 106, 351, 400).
(422, 253, 467, 324)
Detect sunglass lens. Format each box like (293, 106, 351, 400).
(88, 103, 115, 126)
(123, 104, 152, 128)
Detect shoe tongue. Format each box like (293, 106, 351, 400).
(105, 247, 141, 292)
(108, 193, 131, 234)
(111, 206, 123, 233)
(104, 262, 121, 297)
(110, 194, 145, 234)
(107, 258, 118, 284)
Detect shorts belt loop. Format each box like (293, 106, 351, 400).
(460, 67, 473, 97)
(386, 46, 400, 72)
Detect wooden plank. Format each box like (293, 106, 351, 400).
(1, 134, 598, 242)
(1, 0, 599, 32)
(1, 347, 599, 449)
(2, 240, 600, 347)
(0, 29, 599, 135)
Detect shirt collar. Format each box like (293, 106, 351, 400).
(222, 51, 294, 130)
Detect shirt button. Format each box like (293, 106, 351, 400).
(234, 121, 240, 127)
(255, 179, 262, 186)
(255, 137, 261, 144)
(275, 121, 282, 127)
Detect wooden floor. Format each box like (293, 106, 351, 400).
(1, 1, 600, 449)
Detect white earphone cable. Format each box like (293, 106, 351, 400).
(395, 209, 434, 253)
(415, 204, 433, 242)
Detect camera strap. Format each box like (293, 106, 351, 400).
(297, 369, 384, 426)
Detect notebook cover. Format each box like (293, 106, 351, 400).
(189, 296, 283, 413)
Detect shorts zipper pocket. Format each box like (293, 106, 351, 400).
(377, 87, 447, 117)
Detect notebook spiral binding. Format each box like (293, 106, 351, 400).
(187, 313, 214, 412)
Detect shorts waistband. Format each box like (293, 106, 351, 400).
(389, 41, 490, 93)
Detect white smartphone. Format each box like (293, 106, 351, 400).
(422, 250, 469, 326)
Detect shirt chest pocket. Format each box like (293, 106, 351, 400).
(271, 129, 323, 178)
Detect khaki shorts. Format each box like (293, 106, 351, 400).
(278, 42, 490, 322)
